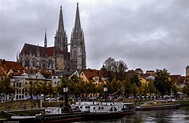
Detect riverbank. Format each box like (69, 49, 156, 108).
(180, 100, 189, 106)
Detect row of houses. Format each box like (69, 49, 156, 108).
(0, 59, 188, 101)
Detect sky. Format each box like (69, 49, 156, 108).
(0, 0, 189, 75)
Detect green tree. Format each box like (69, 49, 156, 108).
(148, 80, 156, 96)
(154, 69, 172, 97)
(46, 82, 54, 97)
(172, 85, 179, 96)
(143, 83, 149, 96)
(123, 78, 132, 97)
(111, 79, 123, 95)
(131, 83, 138, 98)
(182, 83, 189, 96)
(130, 75, 141, 87)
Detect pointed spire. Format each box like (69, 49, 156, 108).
(74, 3, 81, 31)
(58, 5, 64, 33)
(44, 29, 47, 47)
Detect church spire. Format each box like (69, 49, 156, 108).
(70, 3, 86, 70)
(54, 5, 68, 52)
(44, 29, 47, 47)
(58, 6, 64, 33)
(74, 3, 81, 31)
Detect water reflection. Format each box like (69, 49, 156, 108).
(75, 107, 189, 123)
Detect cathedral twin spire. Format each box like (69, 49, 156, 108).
(55, 3, 86, 70)
(54, 5, 68, 52)
(58, 6, 64, 33)
(74, 3, 81, 32)
(19, 3, 86, 71)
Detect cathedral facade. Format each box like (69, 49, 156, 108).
(18, 4, 86, 72)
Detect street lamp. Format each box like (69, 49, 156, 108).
(63, 85, 68, 106)
(103, 85, 108, 101)
(40, 94, 44, 108)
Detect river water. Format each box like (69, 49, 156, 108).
(75, 106, 189, 123)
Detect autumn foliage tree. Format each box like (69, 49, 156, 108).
(0, 76, 14, 101)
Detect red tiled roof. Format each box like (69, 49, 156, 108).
(0, 67, 6, 76)
(135, 68, 143, 72)
(45, 47, 55, 56)
(82, 69, 103, 79)
(0, 60, 24, 76)
(20, 43, 70, 59)
(169, 75, 185, 84)
(0, 60, 24, 72)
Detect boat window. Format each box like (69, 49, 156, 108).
(93, 107, 95, 110)
(110, 107, 113, 111)
(80, 106, 82, 109)
(86, 106, 89, 108)
(114, 107, 117, 111)
(102, 107, 104, 110)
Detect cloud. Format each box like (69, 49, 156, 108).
(0, 0, 189, 75)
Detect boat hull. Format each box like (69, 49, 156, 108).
(136, 104, 179, 111)
(7, 112, 83, 123)
(82, 111, 131, 120)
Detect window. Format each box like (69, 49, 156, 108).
(94, 77, 99, 81)
(114, 107, 117, 111)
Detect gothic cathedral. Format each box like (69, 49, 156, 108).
(18, 3, 86, 72)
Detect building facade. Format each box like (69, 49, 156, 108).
(18, 4, 86, 71)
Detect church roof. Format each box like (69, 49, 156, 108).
(20, 43, 46, 56)
(20, 43, 70, 58)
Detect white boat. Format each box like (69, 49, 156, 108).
(72, 101, 135, 120)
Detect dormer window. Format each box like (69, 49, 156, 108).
(94, 77, 99, 81)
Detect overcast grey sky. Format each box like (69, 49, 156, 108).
(0, 0, 189, 75)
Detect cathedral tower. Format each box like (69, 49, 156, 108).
(70, 3, 86, 70)
(54, 6, 68, 52)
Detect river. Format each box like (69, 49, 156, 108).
(74, 106, 189, 123)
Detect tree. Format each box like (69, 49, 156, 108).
(117, 60, 128, 80)
(130, 75, 141, 87)
(131, 83, 138, 98)
(103, 57, 115, 72)
(148, 80, 156, 96)
(46, 82, 54, 97)
(154, 69, 172, 97)
(103, 57, 128, 81)
(0, 77, 15, 101)
(123, 78, 132, 97)
(182, 83, 189, 96)
(111, 79, 123, 95)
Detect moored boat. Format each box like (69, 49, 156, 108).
(73, 101, 135, 120)
(136, 99, 180, 111)
(8, 107, 83, 123)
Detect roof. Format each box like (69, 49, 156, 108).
(20, 43, 70, 59)
(81, 69, 103, 79)
(0, 59, 24, 76)
(0, 67, 6, 76)
(48, 71, 74, 79)
(0, 59, 24, 74)
(135, 68, 143, 72)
